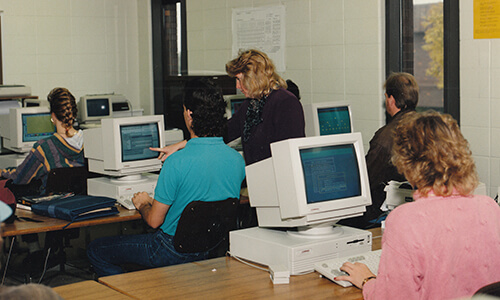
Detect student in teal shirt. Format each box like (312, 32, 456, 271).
(87, 78, 245, 277)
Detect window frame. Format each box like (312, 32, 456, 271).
(151, 0, 188, 129)
(385, 0, 459, 123)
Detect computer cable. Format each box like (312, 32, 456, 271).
(37, 248, 51, 284)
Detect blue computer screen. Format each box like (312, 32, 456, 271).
(22, 113, 56, 142)
(231, 98, 246, 115)
(87, 98, 110, 117)
(317, 106, 351, 135)
(120, 123, 160, 162)
(300, 144, 361, 204)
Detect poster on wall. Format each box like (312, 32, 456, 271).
(232, 5, 286, 72)
(474, 0, 500, 39)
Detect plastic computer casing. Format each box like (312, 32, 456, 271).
(304, 101, 353, 136)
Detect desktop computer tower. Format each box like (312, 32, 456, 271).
(229, 226, 372, 275)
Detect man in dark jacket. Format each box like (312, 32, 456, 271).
(341, 72, 419, 229)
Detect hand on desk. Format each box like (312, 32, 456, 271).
(336, 262, 376, 289)
(132, 192, 153, 211)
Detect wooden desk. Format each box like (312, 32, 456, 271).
(3, 206, 141, 237)
(98, 227, 382, 300)
(371, 226, 382, 250)
(53, 280, 132, 300)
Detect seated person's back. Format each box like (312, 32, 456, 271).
(337, 111, 500, 300)
(1, 87, 84, 195)
(87, 78, 246, 277)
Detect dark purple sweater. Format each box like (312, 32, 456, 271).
(226, 88, 305, 165)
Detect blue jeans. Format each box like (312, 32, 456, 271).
(87, 230, 211, 277)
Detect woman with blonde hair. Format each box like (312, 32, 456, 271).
(224, 49, 305, 165)
(336, 111, 500, 299)
(153, 49, 305, 166)
(1, 87, 84, 193)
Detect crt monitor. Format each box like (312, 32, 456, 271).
(246, 132, 371, 234)
(84, 115, 165, 177)
(224, 94, 247, 118)
(78, 95, 117, 123)
(304, 101, 353, 136)
(23, 98, 49, 107)
(0, 107, 55, 153)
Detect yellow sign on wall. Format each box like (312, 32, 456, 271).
(474, 0, 500, 39)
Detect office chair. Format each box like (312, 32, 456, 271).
(44, 165, 89, 251)
(6, 166, 90, 283)
(43, 166, 89, 270)
(6, 165, 88, 198)
(45, 166, 88, 195)
(174, 198, 239, 258)
(120, 198, 240, 274)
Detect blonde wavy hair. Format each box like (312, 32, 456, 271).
(225, 49, 287, 99)
(391, 111, 478, 197)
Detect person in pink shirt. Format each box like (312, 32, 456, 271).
(336, 110, 500, 300)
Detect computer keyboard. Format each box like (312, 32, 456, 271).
(314, 249, 382, 287)
(117, 195, 136, 210)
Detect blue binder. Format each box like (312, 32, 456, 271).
(31, 195, 119, 222)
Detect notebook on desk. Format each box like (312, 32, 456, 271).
(31, 194, 119, 222)
(17, 192, 74, 206)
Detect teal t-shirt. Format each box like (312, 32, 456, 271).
(154, 137, 245, 236)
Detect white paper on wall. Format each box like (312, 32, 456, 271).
(232, 5, 286, 72)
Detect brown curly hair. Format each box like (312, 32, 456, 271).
(391, 111, 478, 197)
(47, 87, 77, 137)
(225, 49, 287, 99)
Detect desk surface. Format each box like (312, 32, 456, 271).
(3, 206, 141, 237)
(53, 280, 132, 300)
(98, 227, 382, 300)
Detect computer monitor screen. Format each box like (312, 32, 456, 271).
(120, 123, 160, 162)
(246, 132, 371, 229)
(301, 144, 361, 204)
(23, 99, 48, 107)
(317, 106, 351, 135)
(0, 107, 55, 153)
(22, 113, 54, 142)
(87, 98, 111, 117)
(304, 102, 353, 136)
(231, 99, 245, 115)
(84, 115, 165, 177)
(224, 94, 247, 118)
(24, 101, 40, 107)
(78, 95, 122, 123)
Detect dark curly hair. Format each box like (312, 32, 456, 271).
(183, 78, 227, 137)
(47, 87, 77, 137)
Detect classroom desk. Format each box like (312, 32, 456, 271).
(2, 206, 141, 237)
(53, 280, 133, 300)
(97, 227, 382, 300)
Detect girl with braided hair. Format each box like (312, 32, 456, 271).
(1, 87, 85, 192)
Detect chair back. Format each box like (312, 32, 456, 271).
(45, 166, 88, 195)
(173, 198, 239, 254)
